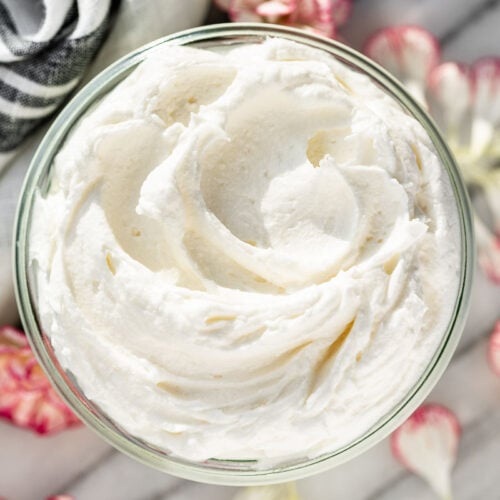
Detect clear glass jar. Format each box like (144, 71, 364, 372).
(13, 23, 474, 485)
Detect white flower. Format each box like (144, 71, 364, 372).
(365, 26, 500, 283)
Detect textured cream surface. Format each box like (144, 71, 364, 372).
(30, 39, 461, 464)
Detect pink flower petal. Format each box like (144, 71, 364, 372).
(256, 0, 296, 18)
(468, 58, 500, 158)
(46, 496, 74, 500)
(0, 326, 81, 435)
(290, 0, 335, 38)
(291, 0, 319, 23)
(224, 0, 344, 38)
(330, 0, 352, 27)
(488, 321, 500, 377)
(471, 58, 500, 125)
(391, 404, 460, 499)
(0, 325, 28, 350)
(364, 26, 440, 105)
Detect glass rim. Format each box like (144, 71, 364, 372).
(13, 23, 475, 486)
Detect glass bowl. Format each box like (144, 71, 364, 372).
(13, 23, 474, 486)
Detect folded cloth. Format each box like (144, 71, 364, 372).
(0, 0, 121, 172)
(0, 0, 210, 325)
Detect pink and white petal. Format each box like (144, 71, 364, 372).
(46, 496, 74, 500)
(256, 0, 296, 19)
(0, 390, 21, 416)
(0, 326, 81, 435)
(21, 361, 51, 391)
(0, 326, 28, 350)
(391, 404, 460, 500)
(4, 389, 40, 429)
(291, 0, 335, 38)
(291, 0, 319, 23)
(330, 0, 352, 27)
(471, 58, 500, 125)
(475, 215, 500, 285)
(32, 395, 80, 435)
(468, 58, 500, 158)
(427, 62, 472, 142)
(7, 351, 33, 384)
(311, 0, 336, 37)
(364, 26, 440, 105)
(488, 320, 500, 377)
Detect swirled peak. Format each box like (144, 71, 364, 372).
(30, 39, 461, 463)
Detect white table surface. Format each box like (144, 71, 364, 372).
(1, 0, 500, 499)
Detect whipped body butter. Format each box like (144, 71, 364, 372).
(30, 38, 460, 463)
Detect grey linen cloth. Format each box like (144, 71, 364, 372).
(0, 0, 210, 324)
(0, 0, 120, 169)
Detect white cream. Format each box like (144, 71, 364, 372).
(30, 39, 461, 464)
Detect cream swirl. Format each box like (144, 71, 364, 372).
(30, 39, 461, 463)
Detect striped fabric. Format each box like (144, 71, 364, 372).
(0, 0, 120, 171)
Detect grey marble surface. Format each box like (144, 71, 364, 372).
(1, 1, 500, 499)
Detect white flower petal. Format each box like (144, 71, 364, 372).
(471, 58, 500, 126)
(391, 404, 460, 500)
(467, 59, 500, 158)
(256, 1, 295, 18)
(427, 62, 472, 143)
(364, 25, 440, 104)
